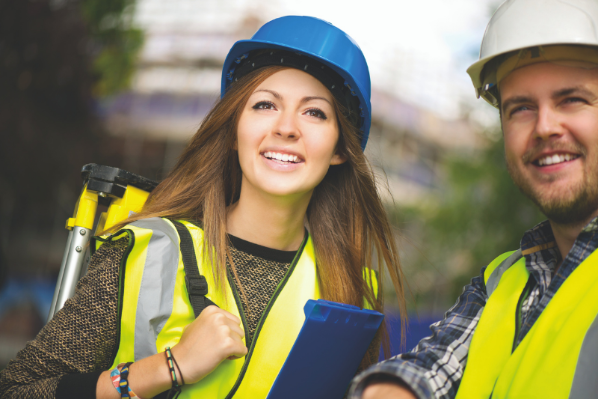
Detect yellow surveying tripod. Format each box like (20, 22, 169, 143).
(48, 164, 158, 321)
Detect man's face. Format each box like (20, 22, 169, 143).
(500, 61, 598, 225)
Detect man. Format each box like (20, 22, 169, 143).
(348, 0, 598, 398)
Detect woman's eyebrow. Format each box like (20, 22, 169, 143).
(301, 96, 332, 105)
(253, 89, 281, 99)
(252, 90, 332, 106)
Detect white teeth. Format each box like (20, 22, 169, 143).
(551, 154, 560, 164)
(537, 154, 577, 166)
(263, 152, 300, 163)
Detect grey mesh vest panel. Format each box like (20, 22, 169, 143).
(485, 249, 522, 297)
(569, 314, 598, 398)
(130, 218, 180, 361)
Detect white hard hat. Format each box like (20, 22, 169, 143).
(467, 0, 598, 107)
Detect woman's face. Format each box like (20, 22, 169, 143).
(236, 68, 345, 202)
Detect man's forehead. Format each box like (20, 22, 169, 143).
(499, 62, 598, 100)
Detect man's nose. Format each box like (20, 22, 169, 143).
(534, 105, 566, 141)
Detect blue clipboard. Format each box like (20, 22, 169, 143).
(266, 299, 384, 399)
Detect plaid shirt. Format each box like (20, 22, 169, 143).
(349, 217, 598, 399)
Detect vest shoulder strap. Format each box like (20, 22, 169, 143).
(485, 249, 523, 297)
(171, 220, 218, 318)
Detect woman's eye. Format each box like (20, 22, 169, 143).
(252, 101, 276, 110)
(305, 108, 327, 120)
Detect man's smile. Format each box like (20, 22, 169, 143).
(532, 152, 580, 167)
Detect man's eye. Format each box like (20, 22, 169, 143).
(253, 101, 276, 110)
(305, 108, 327, 120)
(510, 105, 531, 116)
(562, 97, 585, 105)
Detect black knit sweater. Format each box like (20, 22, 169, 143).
(0, 234, 296, 398)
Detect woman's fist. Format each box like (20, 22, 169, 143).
(170, 306, 247, 384)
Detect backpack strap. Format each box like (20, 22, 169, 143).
(171, 220, 218, 317)
(485, 249, 523, 297)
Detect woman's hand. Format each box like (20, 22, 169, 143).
(96, 306, 247, 398)
(171, 305, 248, 384)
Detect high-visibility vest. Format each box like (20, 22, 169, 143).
(105, 217, 323, 398)
(456, 248, 598, 399)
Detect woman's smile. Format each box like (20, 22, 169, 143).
(260, 149, 305, 173)
(262, 151, 302, 164)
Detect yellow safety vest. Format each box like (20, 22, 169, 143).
(104, 217, 322, 398)
(456, 249, 598, 399)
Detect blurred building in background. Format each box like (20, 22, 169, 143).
(101, 0, 485, 205)
(1, 0, 534, 364)
(96, 0, 489, 324)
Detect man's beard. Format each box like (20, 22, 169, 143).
(507, 145, 598, 226)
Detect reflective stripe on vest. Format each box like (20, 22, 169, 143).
(457, 249, 598, 399)
(109, 217, 322, 398)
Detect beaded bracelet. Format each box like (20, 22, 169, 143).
(164, 347, 183, 399)
(110, 362, 140, 399)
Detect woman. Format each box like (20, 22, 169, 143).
(0, 16, 406, 398)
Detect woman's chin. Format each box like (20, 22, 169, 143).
(256, 184, 314, 202)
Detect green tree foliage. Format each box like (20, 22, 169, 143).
(392, 134, 544, 312)
(81, 0, 143, 96)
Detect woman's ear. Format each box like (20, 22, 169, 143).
(330, 152, 347, 166)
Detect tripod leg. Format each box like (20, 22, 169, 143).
(48, 226, 92, 321)
(47, 185, 98, 321)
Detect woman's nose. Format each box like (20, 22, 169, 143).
(274, 111, 300, 140)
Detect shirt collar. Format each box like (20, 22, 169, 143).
(520, 220, 556, 256)
(520, 216, 598, 256)
(581, 215, 598, 233)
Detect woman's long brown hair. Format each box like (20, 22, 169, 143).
(107, 65, 406, 365)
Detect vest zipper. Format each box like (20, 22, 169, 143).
(228, 269, 251, 347)
(224, 233, 309, 399)
(512, 276, 533, 353)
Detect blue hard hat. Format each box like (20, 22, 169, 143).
(221, 16, 372, 150)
